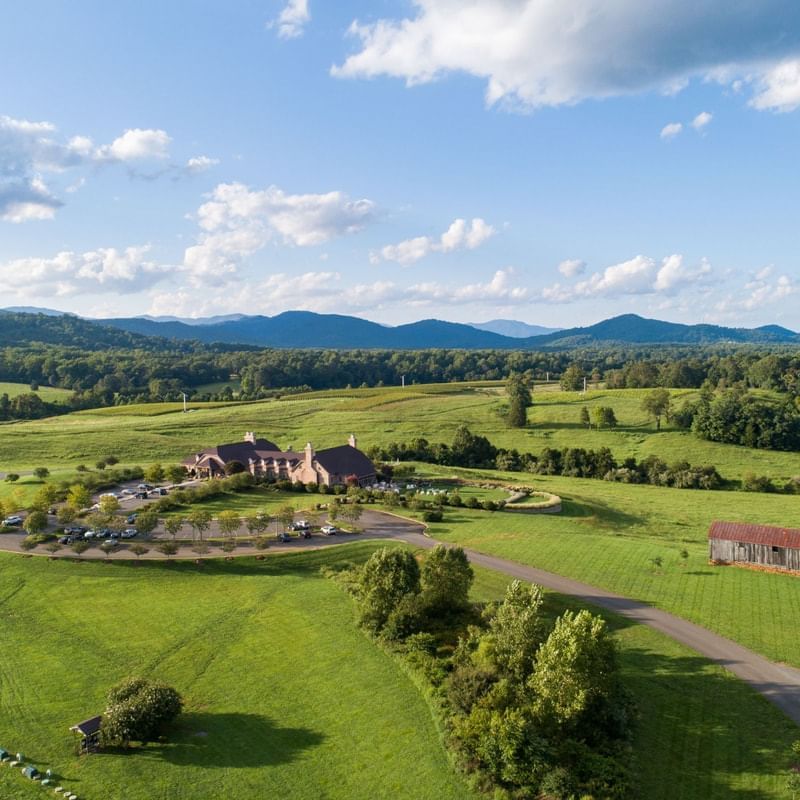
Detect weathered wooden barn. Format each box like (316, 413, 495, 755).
(709, 521, 800, 572)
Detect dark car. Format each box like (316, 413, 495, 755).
(126, 514, 138, 524)
(158, 488, 169, 496)
(276, 532, 292, 543)
(301, 530, 312, 539)
(65, 525, 87, 535)
(134, 492, 148, 500)
(58, 535, 73, 545)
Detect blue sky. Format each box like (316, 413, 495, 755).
(1, 0, 799, 328)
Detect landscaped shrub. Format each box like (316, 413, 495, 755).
(422, 509, 443, 523)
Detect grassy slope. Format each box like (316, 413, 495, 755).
(1, 545, 796, 800)
(0, 544, 471, 800)
(470, 566, 798, 800)
(0, 384, 795, 479)
(0, 382, 72, 403)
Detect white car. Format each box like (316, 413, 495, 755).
(121, 528, 138, 539)
(2, 515, 23, 526)
(320, 525, 338, 536)
(99, 492, 118, 500)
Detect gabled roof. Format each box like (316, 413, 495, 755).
(709, 521, 800, 550)
(70, 715, 102, 735)
(314, 445, 375, 478)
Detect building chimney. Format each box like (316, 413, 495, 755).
(244, 431, 256, 444)
(348, 434, 357, 449)
(305, 442, 315, 468)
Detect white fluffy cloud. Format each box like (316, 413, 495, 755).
(333, 1, 800, 111)
(371, 217, 495, 265)
(274, 0, 310, 39)
(185, 155, 220, 174)
(542, 254, 712, 302)
(660, 122, 683, 139)
(0, 115, 174, 223)
(183, 182, 376, 285)
(691, 111, 713, 131)
(750, 59, 800, 112)
(0, 245, 171, 297)
(558, 258, 586, 278)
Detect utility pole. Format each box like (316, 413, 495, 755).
(546, 371, 549, 383)
(401, 375, 405, 388)
(582, 377, 587, 394)
(182, 392, 188, 413)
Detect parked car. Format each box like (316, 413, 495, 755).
(120, 488, 134, 496)
(158, 487, 169, 496)
(126, 514, 137, 524)
(84, 530, 97, 539)
(121, 528, 138, 539)
(137, 484, 154, 492)
(2, 515, 23, 526)
(99, 492, 118, 500)
(58, 535, 73, 545)
(102, 539, 119, 548)
(276, 532, 292, 543)
(301, 530, 312, 539)
(134, 492, 148, 500)
(288, 520, 310, 531)
(65, 525, 87, 535)
(321, 525, 338, 536)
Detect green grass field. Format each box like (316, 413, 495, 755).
(0, 544, 473, 800)
(0, 381, 72, 403)
(0, 384, 796, 481)
(0, 546, 795, 800)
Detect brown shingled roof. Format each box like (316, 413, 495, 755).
(314, 445, 375, 478)
(709, 521, 800, 550)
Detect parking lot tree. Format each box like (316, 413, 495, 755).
(217, 510, 241, 540)
(192, 542, 210, 555)
(357, 547, 421, 634)
(135, 511, 158, 536)
(166, 464, 187, 485)
(23, 510, 48, 536)
(145, 463, 165, 483)
(421, 544, 474, 613)
(244, 511, 269, 537)
(100, 541, 117, 558)
(71, 540, 90, 555)
(45, 542, 62, 556)
(56, 505, 76, 526)
(129, 543, 150, 559)
(164, 516, 184, 540)
(187, 509, 212, 541)
(33, 466, 50, 480)
(338, 502, 364, 530)
(109, 515, 127, 534)
(99, 494, 120, 516)
(30, 483, 57, 512)
(67, 484, 91, 510)
(157, 540, 179, 556)
(19, 537, 38, 551)
(4, 473, 19, 482)
(254, 535, 270, 550)
(276, 504, 295, 532)
(220, 540, 236, 553)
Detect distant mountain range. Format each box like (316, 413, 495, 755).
(1, 307, 798, 350)
(470, 319, 561, 337)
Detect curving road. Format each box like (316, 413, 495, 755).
(2, 507, 800, 726)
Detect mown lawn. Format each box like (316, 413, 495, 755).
(470, 566, 799, 800)
(413, 465, 800, 667)
(0, 382, 72, 403)
(1, 545, 796, 800)
(0, 544, 472, 800)
(0, 384, 796, 480)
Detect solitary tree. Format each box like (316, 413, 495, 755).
(338, 502, 364, 531)
(102, 677, 182, 748)
(559, 364, 585, 392)
(4, 473, 19, 483)
(641, 388, 671, 430)
(506, 372, 532, 428)
(592, 406, 617, 430)
(33, 466, 50, 480)
(130, 543, 150, 559)
(579, 406, 591, 428)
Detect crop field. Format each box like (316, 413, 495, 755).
(0, 381, 72, 403)
(0, 545, 795, 800)
(0, 383, 797, 480)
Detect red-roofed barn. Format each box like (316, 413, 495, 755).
(709, 521, 800, 572)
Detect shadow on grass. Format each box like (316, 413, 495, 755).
(558, 497, 645, 528)
(620, 646, 798, 800)
(106, 713, 324, 768)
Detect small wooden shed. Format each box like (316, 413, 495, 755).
(709, 521, 800, 572)
(70, 715, 102, 754)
